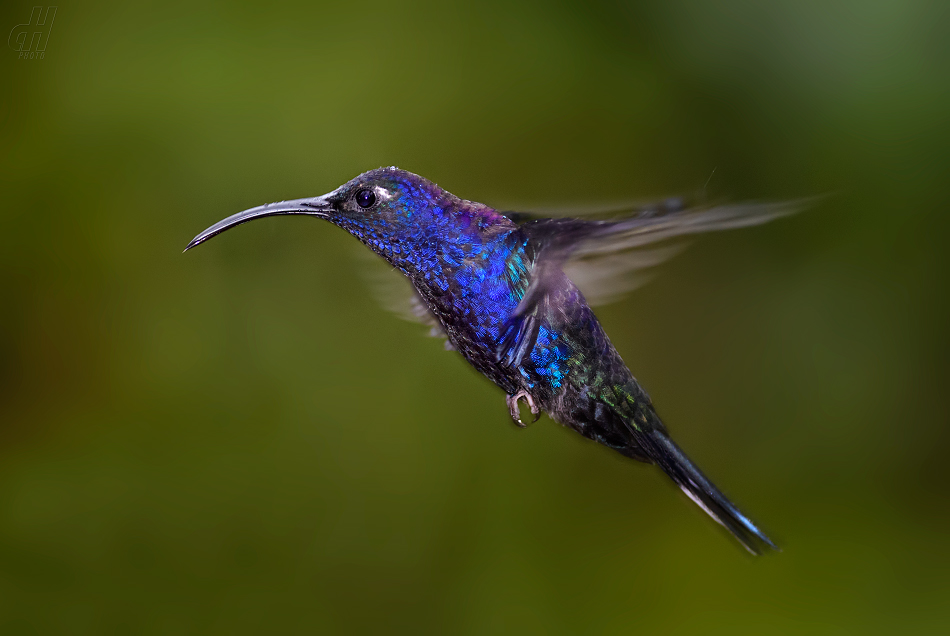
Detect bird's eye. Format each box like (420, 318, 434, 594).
(356, 189, 376, 209)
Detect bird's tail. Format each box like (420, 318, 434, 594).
(639, 428, 778, 554)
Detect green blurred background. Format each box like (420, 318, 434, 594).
(2, 0, 948, 633)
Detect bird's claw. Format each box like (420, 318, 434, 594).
(507, 390, 540, 427)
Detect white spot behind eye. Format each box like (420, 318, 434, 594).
(375, 187, 393, 202)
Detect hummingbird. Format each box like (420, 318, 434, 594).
(186, 167, 799, 554)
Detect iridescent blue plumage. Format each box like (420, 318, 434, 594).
(186, 167, 800, 554)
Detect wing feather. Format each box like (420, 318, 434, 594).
(494, 199, 806, 365)
(356, 248, 453, 347)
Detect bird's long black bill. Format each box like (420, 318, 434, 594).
(184, 196, 335, 251)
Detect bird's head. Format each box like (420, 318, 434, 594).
(185, 167, 516, 269)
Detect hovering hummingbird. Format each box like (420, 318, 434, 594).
(186, 167, 799, 554)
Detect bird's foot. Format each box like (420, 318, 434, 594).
(507, 390, 540, 428)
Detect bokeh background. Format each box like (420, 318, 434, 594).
(2, 1, 949, 633)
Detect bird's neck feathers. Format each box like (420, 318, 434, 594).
(346, 190, 520, 278)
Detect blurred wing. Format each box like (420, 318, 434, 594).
(562, 245, 685, 306)
(525, 202, 803, 305)
(571, 200, 803, 256)
(356, 249, 453, 348)
(561, 199, 804, 305)
(496, 199, 805, 366)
